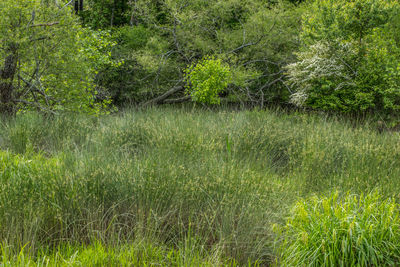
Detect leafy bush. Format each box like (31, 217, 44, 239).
(287, 0, 400, 113)
(277, 191, 400, 266)
(287, 41, 357, 110)
(184, 57, 232, 104)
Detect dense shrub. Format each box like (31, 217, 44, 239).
(184, 57, 232, 104)
(94, 25, 179, 106)
(80, 0, 131, 29)
(277, 191, 400, 266)
(287, 0, 400, 113)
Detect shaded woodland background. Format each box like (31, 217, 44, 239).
(1, 0, 399, 120)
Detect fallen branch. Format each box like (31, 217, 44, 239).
(141, 86, 184, 106)
(163, 95, 191, 104)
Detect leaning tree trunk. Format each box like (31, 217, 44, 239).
(0, 45, 17, 115)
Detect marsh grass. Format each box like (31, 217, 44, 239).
(278, 191, 400, 266)
(0, 107, 400, 265)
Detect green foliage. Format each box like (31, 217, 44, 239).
(287, 0, 400, 113)
(90, 0, 304, 106)
(184, 57, 232, 104)
(360, 29, 400, 111)
(277, 191, 400, 266)
(95, 25, 179, 106)
(0, 0, 115, 114)
(0, 241, 241, 266)
(300, 0, 395, 44)
(80, 0, 130, 29)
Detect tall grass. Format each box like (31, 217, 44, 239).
(0, 107, 400, 265)
(277, 191, 400, 266)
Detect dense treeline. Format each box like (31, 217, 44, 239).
(0, 0, 399, 114)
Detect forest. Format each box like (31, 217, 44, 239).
(1, 0, 400, 266)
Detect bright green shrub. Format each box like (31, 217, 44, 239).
(287, 0, 400, 113)
(184, 57, 232, 104)
(277, 191, 400, 266)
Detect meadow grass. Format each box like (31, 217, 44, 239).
(0, 106, 400, 265)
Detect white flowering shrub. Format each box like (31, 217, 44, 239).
(287, 41, 356, 108)
(287, 0, 400, 113)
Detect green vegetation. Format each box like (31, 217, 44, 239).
(91, 0, 303, 107)
(0, 0, 115, 114)
(0, 241, 238, 266)
(2, 0, 400, 265)
(3, 0, 399, 114)
(287, 0, 400, 114)
(1, 107, 400, 265)
(278, 191, 400, 266)
(184, 57, 232, 104)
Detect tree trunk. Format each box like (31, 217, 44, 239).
(110, 0, 116, 27)
(0, 45, 18, 115)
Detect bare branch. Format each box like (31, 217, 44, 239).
(31, 22, 60, 27)
(12, 99, 56, 114)
(141, 86, 184, 107)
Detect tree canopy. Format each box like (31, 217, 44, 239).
(0, 0, 114, 114)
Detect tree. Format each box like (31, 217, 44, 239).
(0, 0, 114, 115)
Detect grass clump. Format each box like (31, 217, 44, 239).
(278, 191, 400, 266)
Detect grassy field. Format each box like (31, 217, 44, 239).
(1, 107, 400, 265)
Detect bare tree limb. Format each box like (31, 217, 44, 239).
(31, 22, 60, 27)
(141, 86, 184, 107)
(17, 74, 53, 106)
(61, 0, 75, 10)
(229, 19, 276, 54)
